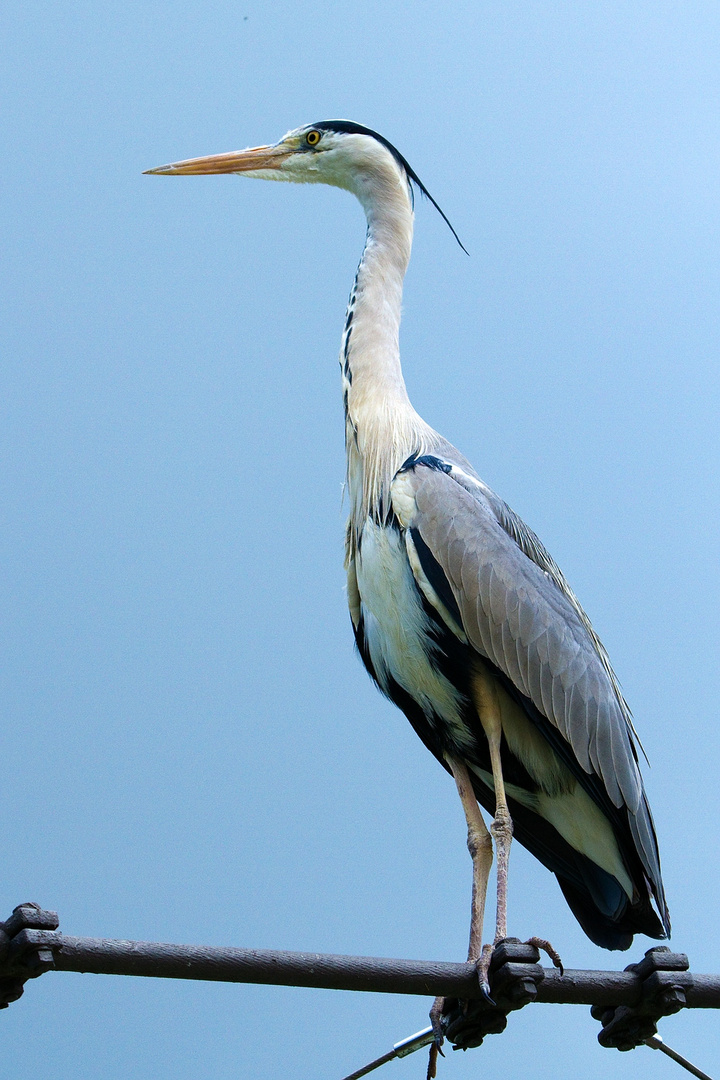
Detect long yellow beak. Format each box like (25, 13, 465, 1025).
(144, 143, 293, 175)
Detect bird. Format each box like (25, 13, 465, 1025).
(145, 120, 670, 1046)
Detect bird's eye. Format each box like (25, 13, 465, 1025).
(305, 130, 321, 147)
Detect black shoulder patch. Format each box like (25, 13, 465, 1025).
(399, 453, 452, 475)
(399, 452, 419, 472)
(419, 455, 453, 474)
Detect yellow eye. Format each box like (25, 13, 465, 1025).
(305, 130, 321, 147)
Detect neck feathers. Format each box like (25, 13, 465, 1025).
(341, 160, 438, 533)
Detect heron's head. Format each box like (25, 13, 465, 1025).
(145, 120, 466, 251)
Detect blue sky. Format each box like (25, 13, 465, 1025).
(2, 2, 719, 1078)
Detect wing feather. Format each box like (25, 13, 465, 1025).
(391, 454, 669, 936)
(400, 459, 644, 814)
(500, 619, 522, 688)
(514, 636, 531, 698)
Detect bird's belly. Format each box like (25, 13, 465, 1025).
(354, 520, 472, 750)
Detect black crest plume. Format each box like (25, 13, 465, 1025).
(312, 120, 469, 255)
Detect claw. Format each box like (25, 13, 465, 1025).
(525, 936, 564, 976)
(474, 942, 497, 1005)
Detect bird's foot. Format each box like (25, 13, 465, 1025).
(431, 944, 507, 1053)
(426, 996, 446, 1079)
(525, 936, 564, 975)
(440, 937, 552, 1051)
(474, 942, 496, 1003)
(430, 938, 552, 1057)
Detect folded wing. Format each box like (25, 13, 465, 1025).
(391, 453, 670, 944)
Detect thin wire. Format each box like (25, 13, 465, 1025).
(342, 1029, 716, 1080)
(339, 1048, 397, 1080)
(645, 1035, 715, 1080)
(340, 1027, 436, 1080)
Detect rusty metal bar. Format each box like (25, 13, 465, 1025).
(4, 908, 717, 1079)
(2, 910, 719, 1013)
(41, 935, 720, 1008)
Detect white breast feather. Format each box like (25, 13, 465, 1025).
(355, 521, 472, 751)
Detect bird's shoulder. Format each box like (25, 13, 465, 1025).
(394, 447, 578, 600)
(392, 446, 626, 698)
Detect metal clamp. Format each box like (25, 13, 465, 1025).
(442, 938, 545, 1050)
(0, 903, 61, 1009)
(591, 946, 691, 1051)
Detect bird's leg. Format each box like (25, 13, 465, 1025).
(471, 669, 513, 992)
(488, 728, 512, 943)
(427, 755, 493, 1079)
(470, 668, 564, 985)
(446, 755, 494, 964)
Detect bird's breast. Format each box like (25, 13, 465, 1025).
(352, 518, 473, 752)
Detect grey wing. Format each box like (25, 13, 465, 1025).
(392, 455, 667, 914)
(459, 469, 648, 758)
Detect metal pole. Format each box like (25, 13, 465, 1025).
(41, 935, 720, 1008)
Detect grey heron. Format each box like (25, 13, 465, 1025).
(146, 120, 670, 1051)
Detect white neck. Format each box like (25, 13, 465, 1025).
(341, 167, 437, 530)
